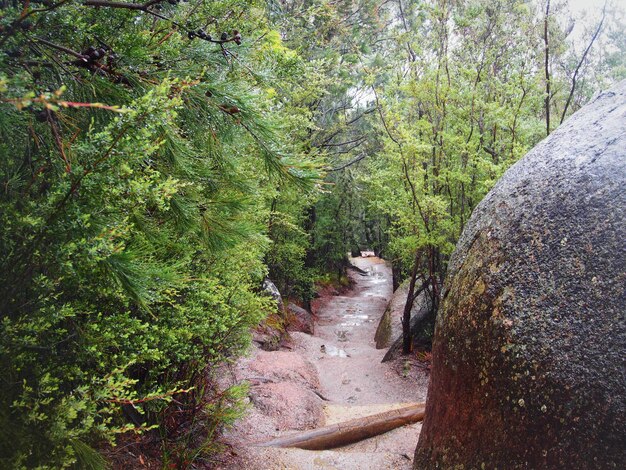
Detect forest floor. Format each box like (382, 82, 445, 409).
(216, 257, 430, 469)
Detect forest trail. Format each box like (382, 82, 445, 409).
(221, 257, 428, 469)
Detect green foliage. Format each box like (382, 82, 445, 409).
(266, 186, 317, 301)
(279, 0, 624, 344)
(303, 0, 624, 286)
(0, 0, 623, 466)
(0, 0, 319, 467)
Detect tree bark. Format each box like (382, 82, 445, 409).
(402, 251, 422, 353)
(544, 0, 551, 136)
(382, 294, 433, 363)
(256, 403, 425, 450)
(391, 259, 401, 292)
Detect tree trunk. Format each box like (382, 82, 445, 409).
(544, 0, 551, 136)
(402, 251, 422, 353)
(382, 293, 433, 363)
(391, 259, 402, 292)
(304, 205, 317, 268)
(256, 403, 425, 450)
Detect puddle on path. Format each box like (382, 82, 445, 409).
(340, 313, 370, 327)
(322, 344, 349, 357)
(363, 266, 386, 280)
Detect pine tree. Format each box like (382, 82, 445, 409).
(0, 0, 317, 466)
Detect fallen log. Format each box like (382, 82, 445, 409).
(255, 402, 425, 450)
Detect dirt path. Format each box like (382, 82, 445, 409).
(219, 257, 428, 469)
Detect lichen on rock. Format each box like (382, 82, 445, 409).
(414, 80, 626, 469)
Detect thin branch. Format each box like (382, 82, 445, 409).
(45, 112, 147, 225)
(0, 0, 71, 47)
(398, 0, 417, 63)
(327, 139, 366, 155)
(327, 154, 368, 172)
(411, 278, 431, 302)
(318, 107, 376, 146)
(27, 39, 78, 79)
(82, 0, 165, 10)
(83, 1, 241, 46)
(321, 135, 366, 148)
(371, 86, 430, 232)
(346, 107, 376, 125)
(46, 114, 72, 173)
(560, 2, 606, 124)
(34, 36, 86, 59)
(371, 85, 401, 147)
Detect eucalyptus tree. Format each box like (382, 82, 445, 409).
(357, 0, 623, 352)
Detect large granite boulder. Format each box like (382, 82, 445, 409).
(414, 81, 626, 469)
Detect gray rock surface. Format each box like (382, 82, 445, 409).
(262, 278, 285, 313)
(375, 278, 439, 363)
(287, 302, 314, 335)
(414, 81, 626, 469)
(380, 301, 433, 363)
(375, 280, 418, 350)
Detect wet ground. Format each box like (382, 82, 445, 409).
(313, 257, 422, 407)
(220, 257, 428, 469)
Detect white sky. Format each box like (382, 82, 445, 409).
(569, 0, 625, 14)
(567, 0, 625, 19)
(558, 0, 625, 46)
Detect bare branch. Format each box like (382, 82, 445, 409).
(317, 108, 375, 147)
(327, 139, 367, 154)
(34, 36, 86, 59)
(327, 154, 368, 172)
(321, 135, 366, 148)
(82, 0, 164, 10)
(560, 2, 607, 124)
(372, 85, 401, 147)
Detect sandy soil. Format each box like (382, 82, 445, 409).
(216, 257, 429, 469)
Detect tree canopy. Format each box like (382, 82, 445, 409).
(0, 0, 623, 467)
